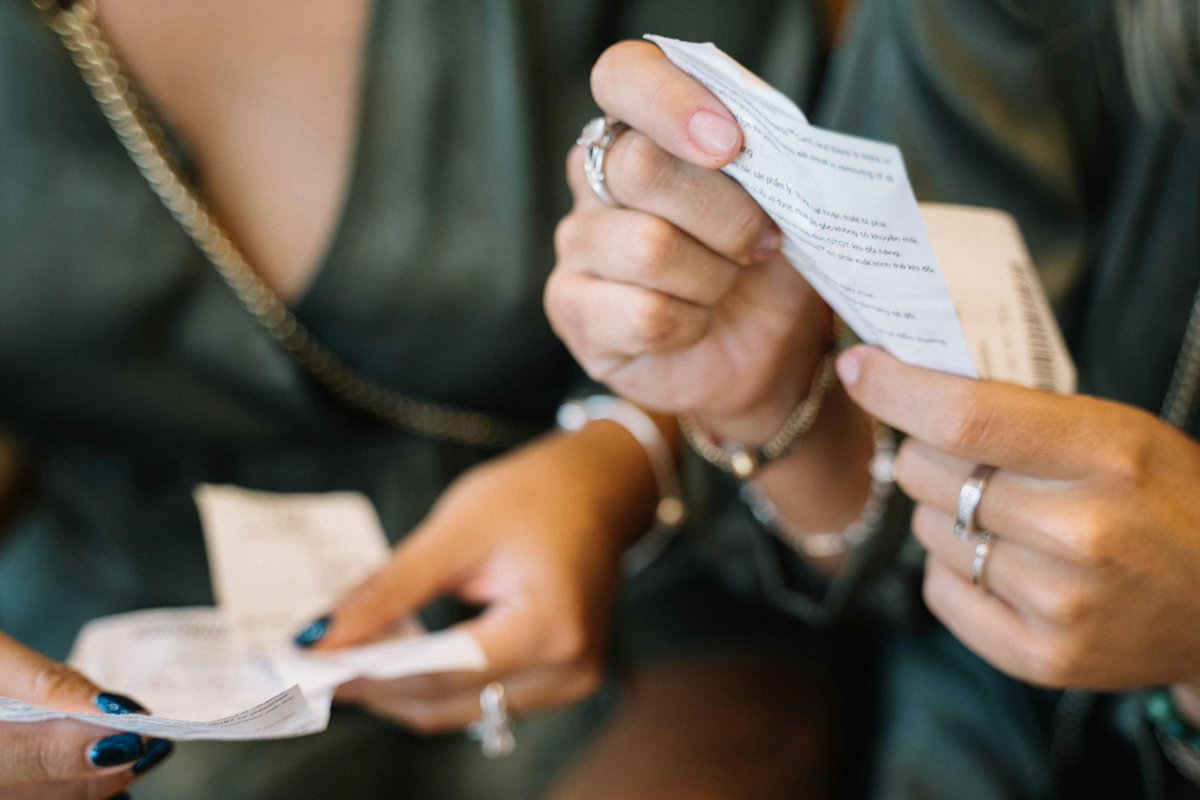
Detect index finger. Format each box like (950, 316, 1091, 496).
(838, 345, 1101, 478)
(591, 40, 743, 169)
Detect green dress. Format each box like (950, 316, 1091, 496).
(0, 1, 822, 798)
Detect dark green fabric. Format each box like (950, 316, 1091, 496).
(0, 1, 820, 798)
(806, 1, 1200, 798)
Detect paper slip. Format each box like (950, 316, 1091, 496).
(0, 607, 487, 740)
(195, 485, 392, 651)
(921, 204, 1076, 393)
(0, 687, 319, 742)
(648, 36, 979, 378)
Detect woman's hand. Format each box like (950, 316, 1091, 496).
(299, 423, 658, 735)
(0, 631, 171, 798)
(546, 40, 830, 445)
(838, 345, 1200, 691)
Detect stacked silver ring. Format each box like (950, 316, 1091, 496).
(954, 464, 998, 591)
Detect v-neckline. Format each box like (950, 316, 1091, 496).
(291, 0, 385, 314)
(113, 0, 385, 314)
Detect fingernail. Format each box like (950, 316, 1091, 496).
(94, 692, 147, 715)
(89, 733, 145, 767)
(752, 226, 781, 262)
(132, 738, 174, 775)
(106, 794, 132, 800)
(837, 350, 861, 388)
(294, 615, 332, 648)
(687, 109, 740, 157)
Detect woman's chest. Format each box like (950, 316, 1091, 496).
(0, 0, 573, 417)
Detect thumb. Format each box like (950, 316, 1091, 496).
(298, 528, 459, 650)
(0, 631, 131, 715)
(591, 40, 743, 169)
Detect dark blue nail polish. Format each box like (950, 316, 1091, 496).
(132, 738, 174, 775)
(89, 733, 145, 767)
(294, 615, 332, 648)
(94, 692, 147, 715)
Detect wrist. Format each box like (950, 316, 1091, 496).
(694, 300, 832, 446)
(548, 417, 663, 552)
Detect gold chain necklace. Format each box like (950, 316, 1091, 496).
(34, 0, 539, 449)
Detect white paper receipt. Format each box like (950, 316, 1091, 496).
(194, 485, 392, 650)
(649, 35, 978, 378)
(0, 686, 319, 742)
(0, 488, 488, 741)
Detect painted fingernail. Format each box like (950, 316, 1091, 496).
(106, 793, 132, 800)
(836, 350, 861, 388)
(687, 109, 740, 157)
(94, 693, 147, 715)
(89, 733, 145, 767)
(132, 738, 174, 775)
(294, 615, 332, 648)
(752, 226, 782, 262)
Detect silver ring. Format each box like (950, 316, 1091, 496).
(466, 682, 516, 758)
(577, 117, 630, 207)
(953, 464, 997, 542)
(972, 532, 996, 590)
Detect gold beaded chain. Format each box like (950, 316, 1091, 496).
(33, 0, 539, 449)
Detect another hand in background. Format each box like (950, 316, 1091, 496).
(0, 631, 171, 798)
(546, 40, 830, 446)
(297, 423, 658, 734)
(840, 345, 1200, 694)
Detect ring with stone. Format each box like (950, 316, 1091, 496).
(953, 464, 997, 542)
(467, 682, 516, 758)
(577, 117, 630, 207)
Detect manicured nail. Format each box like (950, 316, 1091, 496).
(132, 738, 174, 775)
(836, 350, 861, 388)
(89, 733, 145, 767)
(752, 226, 782, 262)
(687, 109, 740, 157)
(94, 693, 147, 715)
(106, 793, 132, 800)
(294, 615, 332, 648)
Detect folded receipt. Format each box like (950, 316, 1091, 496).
(0, 487, 488, 740)
(649, 36, 1075, 391)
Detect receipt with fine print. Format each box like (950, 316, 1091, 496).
(648, 35, 979, 378)
(0, 686, 319, 742)
(0, 606, 488, 740)
(195, 485, 392, 651)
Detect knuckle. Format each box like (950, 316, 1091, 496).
(611, 133, 673, 202)
(30, 662, 90, 708)
(629, 291, 680, 349)
(1024, 635, 1084, 688)
(1056, 507, 1116, 567)
(937, 387, 996, 455)
(545, 615, 590, 665)
(724, 206, 770, 263)
(1101, 418, 1155, 489)
(553, 213, 583, 257)
(589, 43, 625, 99)
(628, 215, 679, 272)
(401, 705, 446, 737)
(1040, 584, 1094, 625)
(567, 663, 605, 700)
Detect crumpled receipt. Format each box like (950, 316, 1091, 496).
(648, 36, 1075, 390)
(0, 486, 487, 740)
